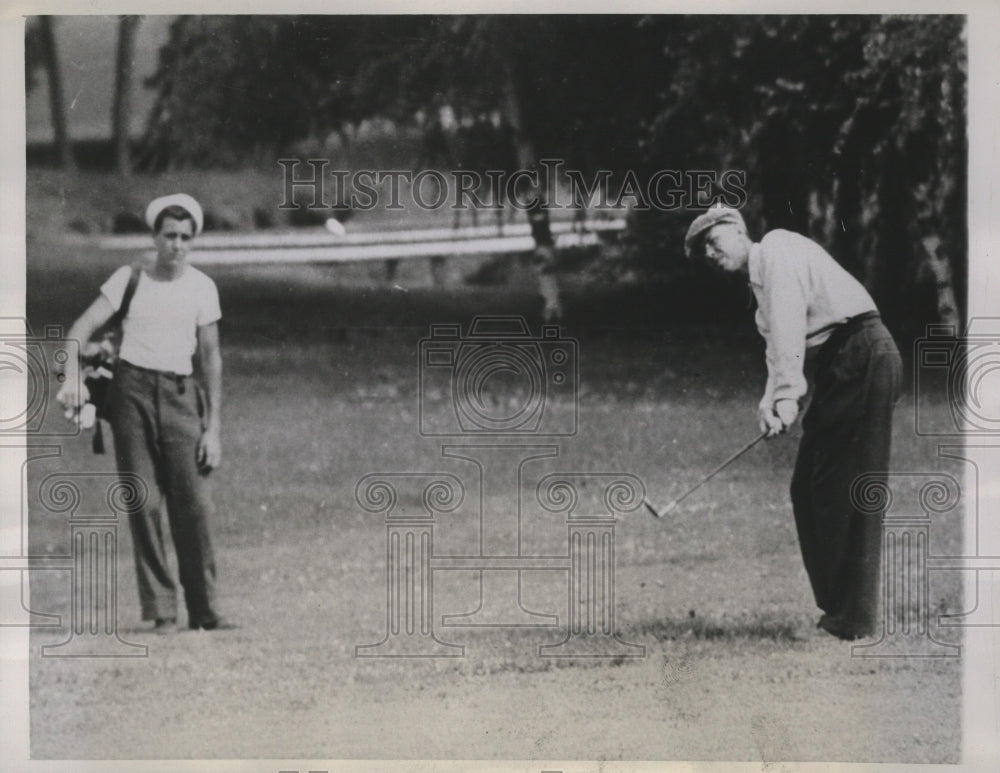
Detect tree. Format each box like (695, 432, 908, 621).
(24, 18, 45, 93)
(136, 14, 965, 328)
(636, 15, 966, 330)
(112, 16, 142, 177)
(838, 15, 966, 328)
(139, 15, 661, 173)
(366, 15, 662, 173)
(140, 16, 438, 167)
(34, 17, 75, 171)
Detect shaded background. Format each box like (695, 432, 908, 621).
(26, 14, 967, 338)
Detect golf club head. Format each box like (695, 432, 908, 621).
(658, 499, 680, 516)
(643, 498, 664, 519)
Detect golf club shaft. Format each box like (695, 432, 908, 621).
(659, 431, 768, 515)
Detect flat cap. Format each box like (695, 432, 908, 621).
(145, 193, 204, 236)
(684, 206, 746, 258)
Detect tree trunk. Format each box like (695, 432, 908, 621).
(497, 57, 534, 170)
(112, 16, 141, 177)
(39, 17, 74, 171)
(920, 236, 960, 328)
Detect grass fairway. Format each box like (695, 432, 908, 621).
(25, 238, 963, 763)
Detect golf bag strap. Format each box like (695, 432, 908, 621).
(110, 264, 141, 328)
(92, 265, 139, 455)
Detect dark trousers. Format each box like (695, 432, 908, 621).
(108, 360, 219, 627)
(791, 313, 902, 636)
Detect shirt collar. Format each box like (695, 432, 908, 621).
(748, 242, 763, 287)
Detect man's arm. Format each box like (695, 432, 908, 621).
(757, 329, 783, 435)
(57, 295, 116, 409)
(196, 322, 222, 469)
(757, 237, 810, 434)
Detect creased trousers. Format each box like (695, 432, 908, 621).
(108, 359, 219, 627)
(791, 312, 902, 636)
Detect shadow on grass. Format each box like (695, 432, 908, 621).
(633, 612, 804, 643)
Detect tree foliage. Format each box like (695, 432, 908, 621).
(138, 14, 966, 327)
(140, 16, 439, 168)
(140, 15, 664, 172)
(633, 15, 966, 329)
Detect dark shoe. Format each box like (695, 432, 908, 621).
(190, 617, 239, 631)
(154, 617, 177, 635)
(817, 614, 868, 641)
(202, 618, 239, 631)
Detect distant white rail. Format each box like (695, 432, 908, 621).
(90, 218, 627, 265)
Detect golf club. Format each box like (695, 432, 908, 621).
(643, 430, 768, 518)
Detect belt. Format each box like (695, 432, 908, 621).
(830, 309, 880, 339)
(117, 359, 191, 393)
(808, 310, 880, 344)
(816, 311, 881, 363)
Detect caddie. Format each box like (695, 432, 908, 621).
(58, 193, 233, 634)
(684, 206, 902, 640)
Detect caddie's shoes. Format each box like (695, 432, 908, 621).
(817, 614, 869, 641)
(190, 617, 239, 631)
(154, 617, 177, 635)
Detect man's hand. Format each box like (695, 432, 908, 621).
(774, 399, 799, 431)
(758, 405, 784, 437)
(759, 399, 799, 437)
(56, 381, 90, 413)
(197, 427, 222, 471)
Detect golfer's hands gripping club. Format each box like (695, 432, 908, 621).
(759, 399, 799, 437)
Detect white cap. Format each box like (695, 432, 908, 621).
(145, 193, 204, 235)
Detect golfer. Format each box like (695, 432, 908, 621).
(685, 207, 902, 640)
(57, 193, 231, 634)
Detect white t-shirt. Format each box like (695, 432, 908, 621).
(101, 265, 221, 376)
